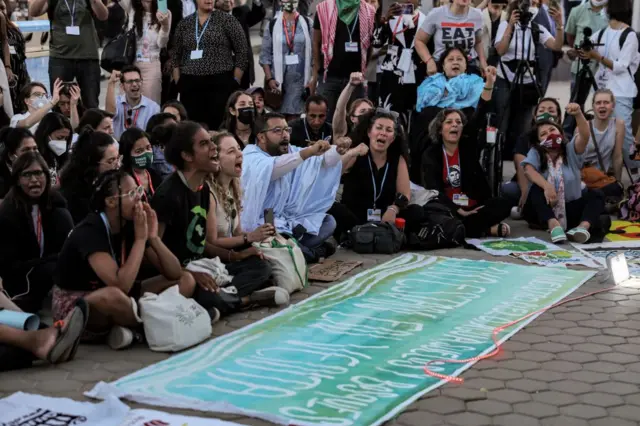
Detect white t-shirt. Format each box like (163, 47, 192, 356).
(591, 27, 640, 99)
(494, 21, 552, 85)
(10, 112, 39, 133)
(421, 5, 484, 61)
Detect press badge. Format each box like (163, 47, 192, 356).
(190, 49, 203, 60)
(367, 208, 382, 222)
(66, 26, 80, 35)
(453, 194, 469, 207)
(8, 46, 15, 54)
(345, 42, 359, 52)
(285, 54, 299, 65)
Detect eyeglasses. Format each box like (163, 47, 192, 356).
(30, 92, 47, 98)
(111, 185, 145, 200)
(261, 126, 292, 135)
(124, 79, 142, 86)
(20, 169, 45, 179)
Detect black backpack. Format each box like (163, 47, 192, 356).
(406, 200, 466, 250)
(349, 222, 405, 254)
(596, 28, 640, 108)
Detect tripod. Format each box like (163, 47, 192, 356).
(570, 57, 598, 107)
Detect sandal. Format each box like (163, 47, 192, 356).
(550, 226, 567, 244)
(62, 298, 90, 362)
(497, 222, 511, 237)
(46, 301, 87, 364)
(567, 227, 591, 244)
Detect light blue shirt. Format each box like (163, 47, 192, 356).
(521, 140, 585, 202)
(113, 94, 160, 139)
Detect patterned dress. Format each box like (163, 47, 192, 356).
(7, 24, 29, 112)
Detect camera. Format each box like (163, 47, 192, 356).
(517, 0, 533, 27)
(577, 27, 594, 52)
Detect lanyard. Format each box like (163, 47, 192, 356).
(34, 207, 43, 257)
(347, 15, 359, 43)
(195, 13, 212, 51)
(133, 169, 155, 198)
(124, 105, 142, 129)
(177, 170, 204, 191)
(443, 146, 460, 185)
(368, 156, 389, 208)
(303, 120, 326, 143)
(100, 212, 127, 267)
(391, 14, 418, 44)
(283, 14, 298, 53)
(63, 0, 76, 26)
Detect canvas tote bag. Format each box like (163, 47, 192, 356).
(253, 234, 307, 294)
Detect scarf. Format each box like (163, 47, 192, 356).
(316, 0, 376, 81)
(272, 12, 312, 86)
(546, 156, 567, 230)
(337, 0, 360, 25)
(416, 73, 484, 112)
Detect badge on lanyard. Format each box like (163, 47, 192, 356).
(285, 54, 300, 65)
(66, 26, 80, 35)
(190, 50, 203, 60)
(192, 14, 211, 61)
(368, 156, 389, 222)
(367, 208, 382, 222)
(453, 194, 469, 207)
(345, 15, 359, 53)
(63, 0, 79, 35)
(8, 45, 15, 54)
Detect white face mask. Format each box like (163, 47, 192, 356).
(31, 96, 48, 110)
(591, 0, 607, 6)
(528, 6, 539, 19)
(48, 140, 67, 156)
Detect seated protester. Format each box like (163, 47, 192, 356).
(332, 72, 374, 139)
(242, 113, 342, 262)
(11, 80, 64, 133)
(145, 112, 177, 133)
(502, 97, 563, 209)
(221, 91, 257, 148)
(119, 128, 164, 200)
(0, 127, 38, 199)
(59, 129, 120, 224)
(0, 152, 73, 313)
(522, 104, 605, 244)
(53, 83, 84, 130)
(246, 86, 269, 118)
(150, 122, 279, 319)
(72, 109, 116, 148)
(161, 100, 188, 122)
(33, 112, 73, 185)
(149, 121, 175, 181)
(577, 89, 624, 198)
(0, 291, 87, 371)
(410, 51, 494, 183)
(289, 95, 333, 147)
(105, 66, 161, 140)
(338, 110, 425, 239)
(54, 170, 196, 349)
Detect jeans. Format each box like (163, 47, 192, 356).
(48, 57, 101, 109)
(297, 214, 336, 258)
(501, 181, 521, 206)
(461, 197, 512, 238)
(615, 96, 638, 169)
(317, 75, 365, 123)
(524, 185, 605, 231)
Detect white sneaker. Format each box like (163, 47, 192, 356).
(107, 326, 134, 350)
(250, 286, 290, 307)
(510, 206, 523, 220)
(208, 307, 221, 324)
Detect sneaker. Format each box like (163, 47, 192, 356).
(249, 286, 290, 307)
(107, 326, 134, 350)
(510, 206, 523, 220)
(207, 307, 221, 324)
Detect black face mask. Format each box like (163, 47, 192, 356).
(237, 107, 255, 125)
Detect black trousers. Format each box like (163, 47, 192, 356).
(194, 255, 272, 317)
(179, 72, 238, 131)
(524, 184, 605, 231)
(330, 203, 425, 241)
(460, 197, 512, 238)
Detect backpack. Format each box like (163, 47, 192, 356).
(349, 222, 405, 254)
(406, 200, 466, 250)
(596, 28, 640, 108)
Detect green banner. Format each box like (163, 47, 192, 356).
(89, 254, 594, 426)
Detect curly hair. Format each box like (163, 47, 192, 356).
(207, 131, 243, 219)
(351, 109, 409, 164)
(428, 108, 468, 144)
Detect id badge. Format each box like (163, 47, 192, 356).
(453, 194, 469, 207)
(190, 49, 204, 60)
(596, 68, 609, 87)
(367, 208, 382, 222)
(8, 46, 15, 54)
(65, 26, 80, 35)
(285, 54, 300, 65)
(345, 42, 359, 53)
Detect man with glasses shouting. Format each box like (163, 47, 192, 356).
(105, 65, 160, 139)
(241, 112, 343, 262)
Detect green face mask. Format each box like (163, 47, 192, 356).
(132, 151, 153, 169)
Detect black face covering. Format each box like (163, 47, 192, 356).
(237, 107, 256, 125)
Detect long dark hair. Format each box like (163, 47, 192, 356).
(4, 151, 52, 212)
(164, 121, 203, 171)
(77, 108, 114, 131)
(119, 127, 149, 171)
(132, 0, 159, 37)
(530, 119, 567, 173)
(59, 127, 116, 189)
(55, 84, 86, 119)
(33, 112, 72, 169)
(89, 169, 129, 213)
(222, 90, 252, 134)
(437, 46, 470, 75)
(352, 110, 409, 164)
(0, 127, 35, 165)
(428, 108, 468, 145)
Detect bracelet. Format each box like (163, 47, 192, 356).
(4, 65, 9, 69)
(387, 205, 399, 214)
(426, 57, 435, 64)
(483, 86, 493, 91)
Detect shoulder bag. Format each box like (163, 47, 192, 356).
(100, 15, 136, 72)
(253, 234, 307, 294)
(580, 121, 617, 190)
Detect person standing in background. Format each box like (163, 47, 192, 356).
(160, 0, 195, 105)
(28, 0, 109, 109)
(480, 0, 506, 66)
(312, 0, 376, 122)
(0, 0, 26, 113)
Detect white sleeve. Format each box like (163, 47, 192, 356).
(539, 25, 553, 46)
(271, 152, 303, 180)
(322, 146, 341, 167)
(613, 31, 639, 75)
(494, 21, 508, 46)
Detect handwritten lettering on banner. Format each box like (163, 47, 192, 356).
(97, 254, 593, 426)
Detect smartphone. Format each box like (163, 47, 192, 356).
(157, 0, 168, 13)
(399, 3, 414, 15)
(549, 0, 560, 10)
(264, 208, 275, 226)
(62, 81, 77, 87)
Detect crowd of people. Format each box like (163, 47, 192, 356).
(0, 0, 639, 370)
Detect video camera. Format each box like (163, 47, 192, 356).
(576, 27, 597, 52)
(517, 0, 533, 27)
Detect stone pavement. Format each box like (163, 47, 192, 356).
(3, 219, 640, 426)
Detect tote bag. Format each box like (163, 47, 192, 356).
(254, 234, 307, 294)
(139, 285, 212, 352)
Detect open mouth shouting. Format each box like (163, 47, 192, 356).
(234, 157, 243, 174)
(27, 182, 44, 197)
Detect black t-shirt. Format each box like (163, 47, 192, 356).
(56, 212, 132, 292)
(313, 14, 361, 78)
(289, 117, 333, 147)
(151, 172, 210, 266)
